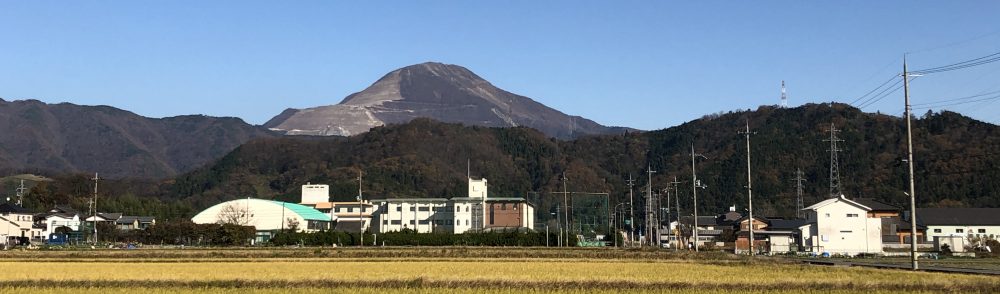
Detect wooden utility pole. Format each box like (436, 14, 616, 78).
(903, 56, 919, 270)
(740, 120, 756, 256)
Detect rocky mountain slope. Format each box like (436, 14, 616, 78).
(264, 62, 630, 139)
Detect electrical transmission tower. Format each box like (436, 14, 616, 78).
(824, 123, 844, 197)
(793, 169, 807, 219)
(781, 80, 788, 108)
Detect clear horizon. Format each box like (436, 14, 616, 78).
(2, 1, 999, 129)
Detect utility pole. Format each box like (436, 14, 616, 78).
(14, 180, 25, 206)
(625, 174, 635, 247)
(358, 170, 364, 247)
(825, 123, 844, 197)
(903, 56, 919, 271)
(646, 165, 656, 247)
(669, 177, 682, 251)
(793, 169, 807, 219)
(92, 173, 99, 245)
(690, 145, 707, 252)
(740, 120, 756, 256)
(562, 172, 569, 247)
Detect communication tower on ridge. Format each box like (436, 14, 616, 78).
(780, 80, 788, 108)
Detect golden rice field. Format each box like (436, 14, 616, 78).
(0, 248, 997, 293)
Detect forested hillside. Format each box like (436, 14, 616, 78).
(0, 99, 276, 178)
(165, 103, 999, 219)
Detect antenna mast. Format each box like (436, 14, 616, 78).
(825, 123, 843, 197)
(781, 80, 788, 108)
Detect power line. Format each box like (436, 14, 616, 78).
(857, 78, 906, 109)
(912, 92, 1000, 110)
(850, 75, 900, 106)
(911, 50, 1000, 75)
(912, 89, 1000, 107)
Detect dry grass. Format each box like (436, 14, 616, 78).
(0, 248, 997, 293)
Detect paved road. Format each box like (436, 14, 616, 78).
(801, 259, 1000, 276)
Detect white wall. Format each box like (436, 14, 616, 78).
(807, 200, 882, 254)
(468, 178, 487, 198)
(0, 212, 41, 243)
(376, 201, 452, 233)
(301, 184, 330, 205)
(191, 199, 323, 232)
(43, 215, 80, 237)
(927, 225, 1000, 242)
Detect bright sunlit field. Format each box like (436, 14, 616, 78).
(0, 248, 996, 293)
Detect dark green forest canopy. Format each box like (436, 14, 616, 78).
(14, 103, 999, 221)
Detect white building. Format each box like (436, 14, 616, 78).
(1, 203, 42, 246)
(372, 177, 534, 234)
(315, 201, 375, 233)
(801, 195, 883, 255)
(35, 206, 81, 238)
(192, 198, 332, 241)
(300, 184, 330, 205)
(918, 208, 1000, 248)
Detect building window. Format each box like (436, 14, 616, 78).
(825, 213, 830, 218)
(933, 229, 942, 233)
(840, 230, 853, 233)
(347, 207, 353, 213)
(956, 229, 964, 233)
(396, 206, 402, 212)
(446, 220, 453, 225)
(382, 220, 388, 225)
(409, 220, 415, 225)
(390, 220, 401, 225)
(409, 207, 415, 212)
(466, 206, 470, 212)
(418, 207, 430, 212)
(466, 219, 469, 226)
(846, 214, 858, 217)
(978, 229, 987, 233)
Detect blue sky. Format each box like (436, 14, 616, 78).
(1, 1, 999, 129)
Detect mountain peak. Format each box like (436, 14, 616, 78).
(267, 63, 627, 138)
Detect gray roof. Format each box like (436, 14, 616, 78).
(917, 208, 1000, 226)
(0, 203, 30, 214)
(854, 198, 901, 212)
(768, 219, 809, 230)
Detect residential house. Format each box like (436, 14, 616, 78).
(801, 195, 883, 255)
(115, 216, 156, 230)
(1, 203, 42, 245)
(917, 208, 1000, 250)
(34, 205, 81, 238)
